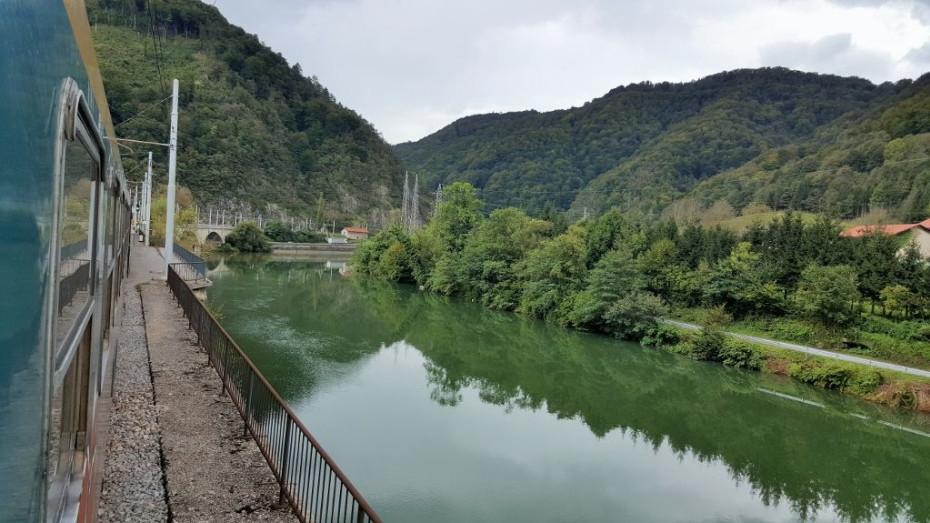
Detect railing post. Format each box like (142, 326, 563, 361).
(244, 371, 255, 437)
(280, 421, 293, 505)
(165, 261, 381, 523)
(220, 338, 229, 393)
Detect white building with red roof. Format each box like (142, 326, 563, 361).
(341, 226, 370, 240)
(840, 218, 930, 257)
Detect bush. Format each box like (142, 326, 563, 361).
(224, 222, 271, 253)
(788, 362, 851, 390)
(786, 362, 883, 393)
(602, 292, 668, 342)
(691, 327, 727, 361)
(641, 324, 680, 348)
(717, 341, 763, 370)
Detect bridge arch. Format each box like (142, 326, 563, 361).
(194, 225, 232, 246)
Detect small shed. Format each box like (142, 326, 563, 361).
(341, 226, 369, 240)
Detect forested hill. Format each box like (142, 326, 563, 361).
(396, 68, 930, 220)
(88, 0, 404, 219)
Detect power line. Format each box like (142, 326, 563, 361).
(114, 95, 172, 129)
(145, 0, 168, 95)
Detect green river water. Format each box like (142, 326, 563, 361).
(205, 257, 930, 523)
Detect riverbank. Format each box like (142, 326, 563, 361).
(270, 241, 356, 254)
(204, 257, 930, 522)
(662, 320, 930, 413)
(99, 246, 294, 522)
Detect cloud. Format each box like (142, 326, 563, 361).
(760, 33, 893, 79)
(905, 40, 930, 65)
(212, 0, 929, 143)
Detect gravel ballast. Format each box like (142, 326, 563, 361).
(99, 246, 295, 522)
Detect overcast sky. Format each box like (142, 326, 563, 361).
(214, 0, 930, 144)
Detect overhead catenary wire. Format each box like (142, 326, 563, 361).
(144, 0, 168, 95)
(114, 95, 172, 129)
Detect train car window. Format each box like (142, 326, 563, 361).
(55, 127, 99, 354)
(47, 326, 91, 521)
(105, 187, 116, 264)
(48, 80, 104, 520)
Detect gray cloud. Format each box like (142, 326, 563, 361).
(906, 40, 930, 65)
(760, 33, 893, 80)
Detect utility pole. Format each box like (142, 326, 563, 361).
(401, 171, 410, 232)
(433, 183, 443, 219)
(164, 79, 179, 278)
(144, 151, 152, 246)
(412, 173, 420, 229)
(132, 184, 138, 225)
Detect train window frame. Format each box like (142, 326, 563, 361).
(47, 78, 106, 521)
(53, 81, 103, 384)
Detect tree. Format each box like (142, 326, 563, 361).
(431, 182, 483, 253)
(705, 242, 783, 317)
(851, 233, 901, 311)
(702, 199, 736, 225)
(602, 293, 668, 341)
(451, 208, 552, 309)
(149, 186, 198, 249)
(224, 222, 271, 253)
(639, 238, 678, 298)
(263, 220, 293, 242)
(794, 265, 860, 329)
(563, 246, 643, 329)
(518, 225, 588, 320)
(662, 197, 703, 225)
(880, 284, 913, 318)
(352, 225, 415, 283)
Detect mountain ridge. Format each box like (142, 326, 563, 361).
(89, 0, 404, 221)
(396, 67, 929, 220)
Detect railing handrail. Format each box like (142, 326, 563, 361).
(172, 243, 205, 264)
(172, 244, 206, 279)
(166, 264, 381, 523)
(60, 238, 88, 260)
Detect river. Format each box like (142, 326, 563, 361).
(205, 256, 930, 523)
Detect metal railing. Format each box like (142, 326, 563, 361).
(172, 243, 206, 280)
(58, 259, 90, 314)
(166, 265, 381, 523)
(60, 239, 88, 260)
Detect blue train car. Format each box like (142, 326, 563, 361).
(0, 1, 131, 521)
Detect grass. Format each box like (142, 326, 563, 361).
(672, 306, 930, 370)
(664, 326, 930, 412)
(704, 211, 818, 233)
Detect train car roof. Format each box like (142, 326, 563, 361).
(63, 0, 128, 200)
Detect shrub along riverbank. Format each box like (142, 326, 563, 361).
(352, 182, 930, 412)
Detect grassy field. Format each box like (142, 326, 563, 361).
(704, 211, 819, 232)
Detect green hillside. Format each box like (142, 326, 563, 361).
(396, 68, 930, 220)
(89, 0, 404, 219)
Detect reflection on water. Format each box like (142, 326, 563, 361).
(207, 258, 930, 523)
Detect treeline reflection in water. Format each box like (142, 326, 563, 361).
(208, 257, 930, 523)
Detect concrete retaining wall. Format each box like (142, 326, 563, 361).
(270, 242, 357, 253)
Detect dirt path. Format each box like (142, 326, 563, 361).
(100, 245, 295, 522)
(663, 319, 930, 379)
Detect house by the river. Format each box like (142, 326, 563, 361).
(840, 218, 930, 257)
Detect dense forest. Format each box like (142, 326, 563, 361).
(87, 0, 404, 219)
(354, 182, 930, 408)
(396, 69, 930, 221)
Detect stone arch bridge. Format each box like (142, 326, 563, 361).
(194, 223, 234, 245)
